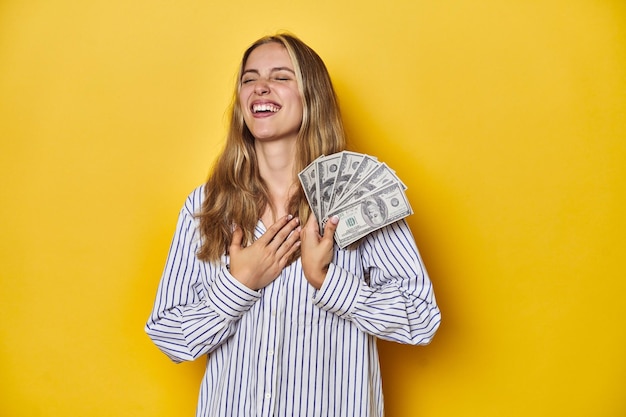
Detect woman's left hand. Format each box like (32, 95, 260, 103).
(300, 214, 339, 289)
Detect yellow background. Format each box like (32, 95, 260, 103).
(1, 0, 625, 416)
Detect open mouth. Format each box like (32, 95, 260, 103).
(252, 103, 281, 113)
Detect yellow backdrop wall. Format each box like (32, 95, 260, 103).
(1, 1, 625, 416)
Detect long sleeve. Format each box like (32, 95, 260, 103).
(313, 219, 441, 345)
(145, 188, 261, 363)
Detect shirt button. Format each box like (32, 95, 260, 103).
(271, 310, 277, 317)
(265, 393, 271, 399)
(268, 349, 274, 356)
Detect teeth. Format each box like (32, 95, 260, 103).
(253, 103, 280, 113)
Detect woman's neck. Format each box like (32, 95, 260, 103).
(255, 138, 297, 222)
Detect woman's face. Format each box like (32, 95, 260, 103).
(239, 42, 303, 144)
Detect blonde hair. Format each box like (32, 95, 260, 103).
(196, 33, 346, 262)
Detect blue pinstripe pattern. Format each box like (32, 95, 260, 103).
(146, 185, 440, 416)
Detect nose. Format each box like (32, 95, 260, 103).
(254, 80, 270, 95)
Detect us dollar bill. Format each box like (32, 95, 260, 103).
(327, 151, 367, 212)
(315, 153, 342, 222)
(325, 182, 413, 248)
(298, 158, 322, 221)
(333, 154, 379, 206)
(331, 162, 406, 212)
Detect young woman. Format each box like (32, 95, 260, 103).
(146, 33, 441, 417)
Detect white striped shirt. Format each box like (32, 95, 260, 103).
(145, 186, 441, 417)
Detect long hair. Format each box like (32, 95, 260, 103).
(196, 33, 346, 262)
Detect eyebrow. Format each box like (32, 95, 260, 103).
(242, 67, 296, 76)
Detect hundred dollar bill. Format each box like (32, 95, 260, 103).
(333, 154, 379, 207)
(315, 153, 342, 222)
(327, 151, 366, 212)
(331, 162, 406, 212)
(325, 182, 413, 248)
(298, 157, 322, 221)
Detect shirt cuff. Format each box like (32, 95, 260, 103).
(205, 268, 261, 320)
(312, 263, 362, 319)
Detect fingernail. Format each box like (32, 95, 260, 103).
(287, 214, 293, 220)
(331, 215, 339, 224)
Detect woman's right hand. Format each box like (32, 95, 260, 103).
(228, 215, 301, 290)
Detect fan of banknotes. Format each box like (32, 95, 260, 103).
(298, 151, 413, 248)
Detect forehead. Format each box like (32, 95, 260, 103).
(243, 42, 294, 70)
